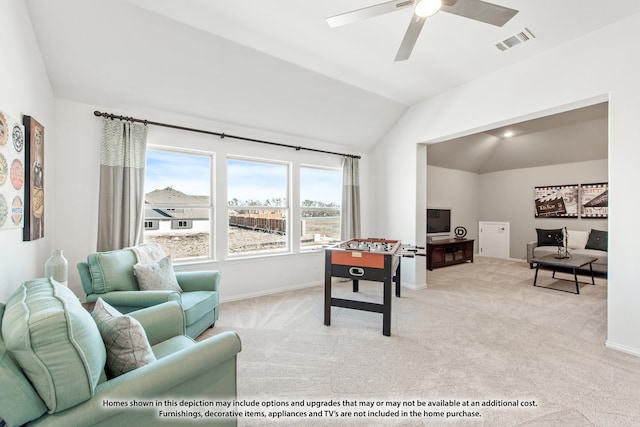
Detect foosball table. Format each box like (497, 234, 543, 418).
(324, 238, 402, 336)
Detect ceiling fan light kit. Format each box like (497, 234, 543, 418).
(415, 0, 442, 18)
(327, 0, 520, 61)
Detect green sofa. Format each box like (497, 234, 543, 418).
(0, 278, 241, 427)
(77, 248, 220, 338)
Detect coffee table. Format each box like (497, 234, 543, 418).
(531, 254, 598, 294)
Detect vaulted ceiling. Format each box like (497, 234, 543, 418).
(24, 0, 640, 152)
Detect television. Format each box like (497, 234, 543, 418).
(427, 208, 451, 235)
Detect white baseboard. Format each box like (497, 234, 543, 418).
(402, 282, 427, 290)
(220, 281, 321, 303)
(605, 340, 640, 358)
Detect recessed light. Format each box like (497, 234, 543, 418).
(503, 130, 514, 138)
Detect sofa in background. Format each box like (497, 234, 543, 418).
(0, 278, 241, 427)
(527, 228, 608, 274)
(78, 246, 220, 338)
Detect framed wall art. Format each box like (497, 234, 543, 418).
(534, 184, 579, 218)
(0, 111, 25, 231)
(580, 182, 608, 218)
(23, 115, 44, 241)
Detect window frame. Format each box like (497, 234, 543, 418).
(143, 146, 215, 262)
(226, 155, 292, 258)
(299, 164, 342, 252)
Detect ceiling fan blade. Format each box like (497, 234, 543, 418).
(442, 0, 518, 27)
(394, 14, 427, 62)
(327, 0, 415, 28)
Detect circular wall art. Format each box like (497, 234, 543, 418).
(12, 123, 24, 152)
(454, 226, 468, 239)
(0, 153, 7, 186)
(0, 193, 7, 227)
(11, 195, 23, 226)
(0, 113, 7, 145)
(10, 158, 24, 190)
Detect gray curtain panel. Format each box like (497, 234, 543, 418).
(97, 118, 148, 251)
(341, 157, 361, 240)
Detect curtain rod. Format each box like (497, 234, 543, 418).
(93, 110, 361, 159)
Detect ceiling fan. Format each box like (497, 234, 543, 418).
(326, 0, 519, 61)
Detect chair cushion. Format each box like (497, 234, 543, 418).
(0, 303, 48, 427)
(86, 249, 139, 294)
(181, 291, 218, 326)
(91, 298, 156, 379)
(586, 229, 608, 251)
(536, 228, 563, 246)
(2, 278, 106, 413)
(133, 256, 182, 293)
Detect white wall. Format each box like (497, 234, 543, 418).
(0, 0, 55, 302)
(426, 165, 480, 245)
(369, 13, 640, 356)
(480, 159, 608, 260)
(52, 99, 369, 301)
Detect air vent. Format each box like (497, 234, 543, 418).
(495, 28, 535, 52)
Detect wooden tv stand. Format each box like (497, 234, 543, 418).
(426, 238, 474, 271)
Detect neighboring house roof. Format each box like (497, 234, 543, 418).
(145, 187, 209, 220)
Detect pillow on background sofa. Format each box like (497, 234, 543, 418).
(2, 278, 106, 413)
(586, 229, 608, 251)
(567, 230, 590, 250)
(536, 228, 563, 246)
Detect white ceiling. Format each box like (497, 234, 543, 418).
(24, 0, 640, 152)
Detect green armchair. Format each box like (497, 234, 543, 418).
(77, 247, 220, 338)
(0, 278, 241, 427)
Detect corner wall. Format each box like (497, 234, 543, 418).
(369, 13, 640, 356)
(0, 0, 55, 302)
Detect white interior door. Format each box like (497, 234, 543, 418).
(479, 221, 510, 258)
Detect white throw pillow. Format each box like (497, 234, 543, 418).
(566, 230, 589, 250)
(133, 256, 182, 293)
(91, 298, 156, 378)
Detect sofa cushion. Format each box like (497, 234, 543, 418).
(181, 291, 217, 327)
(2, 278, 106, 413)
(133, 256, 182, 293)
(566, 230, 589, 250)
(0, 303, 48, 427)
(91, 298, 156, 379)
(536, 228, 563, 246)
(586, 229, 608, 251)
(86, 249, 139, 294)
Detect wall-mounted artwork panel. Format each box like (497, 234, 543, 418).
(534, 184, 579, 218)
(0, 111, 25, 231)
(580, 182, 608, 218)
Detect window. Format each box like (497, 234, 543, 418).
(227, 158, 289, 256)
(143, 149, 213, 260)
(300, 166, 342, 250)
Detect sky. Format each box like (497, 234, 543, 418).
(146, 150, 341, 205)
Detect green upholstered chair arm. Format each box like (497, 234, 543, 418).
(128, 302, 185, 345)
(85, 291, 181, 312)
(26, 331, 242, 427)
(77, 262, 93, 295)
(175, 271, 221, 292)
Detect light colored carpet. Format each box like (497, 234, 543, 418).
(200, 257, 640, 426)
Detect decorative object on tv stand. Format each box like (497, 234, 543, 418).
(555, 227, 570, 259)
(45, 249, 68, 286)
(454, 226, 467, 239)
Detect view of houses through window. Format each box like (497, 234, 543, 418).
(144, 149, 342, 261)
(143, 149, 212, 260)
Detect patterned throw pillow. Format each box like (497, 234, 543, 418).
(133, 256, 182, 293)
(91, 298, 156, 378)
